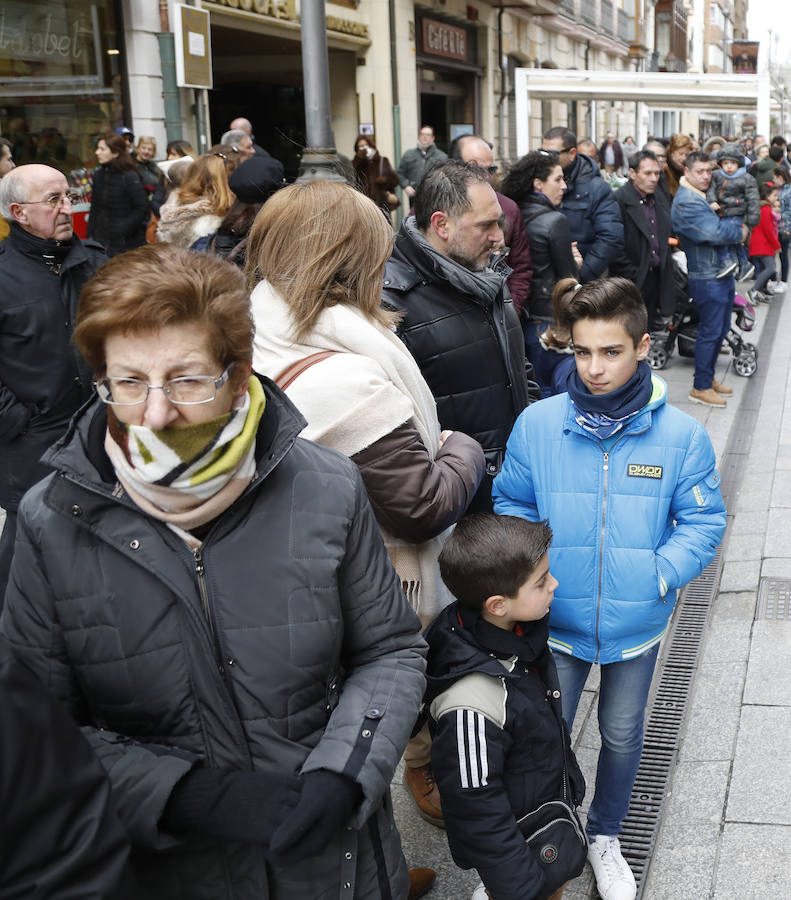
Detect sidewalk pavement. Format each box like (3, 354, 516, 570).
(395, 286, 789, 899)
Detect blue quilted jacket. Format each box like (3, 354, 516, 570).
(493, 376, 726, 664)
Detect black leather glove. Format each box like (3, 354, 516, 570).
(268, 769, 363, 866)
(162, 766, 301, 845)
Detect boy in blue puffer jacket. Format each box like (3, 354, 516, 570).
(493, 277, 726, 900)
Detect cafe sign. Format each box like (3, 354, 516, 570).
(421, 18, 467, 62)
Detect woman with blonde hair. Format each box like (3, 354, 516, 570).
(249, 182, 484, 867)
(665, 133, 695, 197)
(156, 153, 232, 248)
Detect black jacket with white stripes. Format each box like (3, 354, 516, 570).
(424, 603, 585, 900)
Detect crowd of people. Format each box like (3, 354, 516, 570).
(0, 110, 765, 900)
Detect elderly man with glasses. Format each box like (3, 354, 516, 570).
(0, 164, 107, 601)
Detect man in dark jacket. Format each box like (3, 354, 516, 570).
(397, 126, 448, 200)
(0, 634, 130, 895)
(542, 126, 624, 282)
(382, 159, 531, 515)
(610, 150, 677, 332)
(0, 164, 106, 601)
(452, 134, 533, 318)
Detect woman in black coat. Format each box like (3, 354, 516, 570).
(87, 132, 148, 257)
(502, 150, 579, 395)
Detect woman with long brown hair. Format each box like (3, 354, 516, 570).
(665, 133, 695, 197)
(156, 153, 233, 248)
(86, 131, 148, 257)
(351, 134, 399, 214)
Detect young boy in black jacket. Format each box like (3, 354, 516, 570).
(424, 515, 586, 900)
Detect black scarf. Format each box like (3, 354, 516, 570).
(458, 606, 551, 669)
(11, 222, 72, 274)
(566, 359, 653, 438)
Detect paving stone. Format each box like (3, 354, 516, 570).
(727, 509, 768, 535)
(679, 702, 740, 762)
(662, 760, 730, 826)
(727, 706, 791, 825)
(742, 622, 791, 706)
(732, 488, 772, 513)
(645, 842, 716, 900)
(714, 824, 791, 899)
(700, 618, 752, 665)
(764, 507, 791, 556)
(717, 559, 761, 593)
(770, 469, 791, 507)
(721, 529, 763, 561)
(760, 557, 791, 579)
(709, 591, 756, 622)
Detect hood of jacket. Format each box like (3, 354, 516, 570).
(394, 216, 509, 306)
(563, 152, 600, 191)
(424, 602, 552, 704)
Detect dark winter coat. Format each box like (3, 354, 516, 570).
(0, 635, 130, 896)
(598, 139, 624, 169)
(497, 191, 534, 318)
(706, 168, 760, 226)
(382, 218, 531, 513)
(0, 224, 104, 511)
(560, 153, 624, 282)
(518, 193, 578, 321)
(352, 152, 399, 211)
(425, 604, 585, 900)
(87, 164, 148, 257)
(610, 181, 677, 317)
(136, 157, 162, 196)
(0, 381, 427, 900)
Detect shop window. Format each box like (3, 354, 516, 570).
(0, 0, 127, 195)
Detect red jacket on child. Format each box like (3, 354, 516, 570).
(749, 204, 780, 256)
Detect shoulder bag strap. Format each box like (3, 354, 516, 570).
(275, 350, 339, 390)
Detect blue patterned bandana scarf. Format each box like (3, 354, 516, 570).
(566, 360, 653, 439)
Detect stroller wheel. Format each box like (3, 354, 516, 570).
(648, 346, 669, 370)
(734, 352, 758, 377)
(742, 341, 758, 359)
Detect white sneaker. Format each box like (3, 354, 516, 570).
(587, 835, 636, 900)
(471, 881, 488, 900)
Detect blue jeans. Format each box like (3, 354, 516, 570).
(554, 644, 660, 838)
(688, 276, 734, 391)
(780, 235, 790, 283)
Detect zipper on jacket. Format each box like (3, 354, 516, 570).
(594, 451, 609, 663)
(193, 546, 224, 675)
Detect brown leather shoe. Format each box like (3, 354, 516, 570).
(712, 379, 733, 395)
(408, 867, 436, 899)
(689, 387, 726, 407)
(404, 764, 444, 827)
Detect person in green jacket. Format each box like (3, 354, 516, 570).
(397, 125, 448, 200)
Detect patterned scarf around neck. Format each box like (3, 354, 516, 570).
(566, 360, 653, 439)
(105, 376, 265, 544)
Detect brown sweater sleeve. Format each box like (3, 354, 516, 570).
(351, 423, 485, 544)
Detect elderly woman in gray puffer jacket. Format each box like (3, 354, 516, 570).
(0, 243, 427, 900)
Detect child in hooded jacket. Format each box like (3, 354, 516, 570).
(706, 142, 760, 281)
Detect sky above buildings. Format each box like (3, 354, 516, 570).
(747, 0, 791, 71)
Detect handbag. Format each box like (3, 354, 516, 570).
(380, 158, 400, 211)
(514, 700, 587, 897)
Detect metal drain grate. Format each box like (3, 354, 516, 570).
(614, 549, 723, 899)
(756, 579, 791, 619)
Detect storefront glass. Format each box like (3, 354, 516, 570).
(0, 0, 126, 193)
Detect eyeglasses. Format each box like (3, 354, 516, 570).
(485, 165, 498, 174)
(95, 364, 235, 406)
(16, 191, 81, 210)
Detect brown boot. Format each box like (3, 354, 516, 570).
(688, 387, 726, 407)
(408, 867, 436, 899)
(712, 379, 733, 395)
(404, 764, 444, 827)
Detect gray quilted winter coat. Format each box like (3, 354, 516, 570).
(0, 378, 427, 900)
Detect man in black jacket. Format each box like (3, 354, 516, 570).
(0, 164, 106, 601)
(382, 160, 530, 517)
(541, 126, 624, 282)
(610, 150, 677, 332)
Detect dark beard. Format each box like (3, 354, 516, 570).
(446, 249, 487, 272)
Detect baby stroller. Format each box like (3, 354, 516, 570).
(647, 255, 758, 377)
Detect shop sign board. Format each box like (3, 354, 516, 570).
(174, 4, 212, 89)
(421, 18, 467, 62)
(203, 0, 368, 40)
